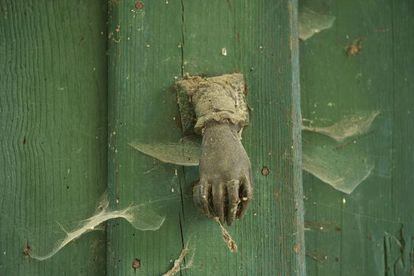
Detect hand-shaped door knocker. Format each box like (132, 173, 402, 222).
(176, 73, 253, 226)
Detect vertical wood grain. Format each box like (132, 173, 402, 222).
(107, 1, 185, 275)
(0, 1, 107, 275)
(300, 0, 414, 275)
(107, 0, 305, 275)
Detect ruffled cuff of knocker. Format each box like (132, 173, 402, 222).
(176, 73, 249, 134)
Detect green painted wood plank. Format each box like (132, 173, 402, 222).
(0, 1, 108, 275)
(180, 1, 305, 275)
(300, 0, 414, 275)
(107, 0, 305, 275)
(107, 1, 186, 275)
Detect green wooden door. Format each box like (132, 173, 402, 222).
(1, 0, 305, 275)
(2, 0, 413, 275)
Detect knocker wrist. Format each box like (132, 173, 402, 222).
(202, 119, 240, 135)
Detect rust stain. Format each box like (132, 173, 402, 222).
(346, 38, 363, 56)
(261, 166, 270, 176)
(135, 1, 144, 10)
(132, 258, 141, 271)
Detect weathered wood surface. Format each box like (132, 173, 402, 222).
(107, 0, 305, 275)
(300, 0, 414, 275)
(0, 1, 107, 275)
(6, 1, 412, 275)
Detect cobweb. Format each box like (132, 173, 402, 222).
(302, 139, 374, 194)
(302, 111, 380, 142)
(129, 139, 201, 166)
(27, 193, 165, 261)
(130, 111, 379, 194)
(299, 7, 336, 41)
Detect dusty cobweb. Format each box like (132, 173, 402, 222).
(299, 7, 335, 41)
(27, 193, 165, 261)
(130, 111, 379, 194)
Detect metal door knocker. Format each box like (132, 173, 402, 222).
(176, 73, 253, 225)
